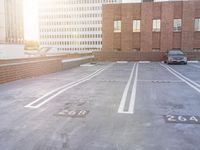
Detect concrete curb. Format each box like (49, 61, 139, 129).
(62, 56, 95, 70)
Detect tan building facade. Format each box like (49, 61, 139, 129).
(102, 1, 200, 52)
(0, 0, 24, 44)
(0, 0, 6, 43)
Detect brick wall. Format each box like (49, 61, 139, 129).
(102, 4, 115, 51)
(160, 2, 174, 52)
(141, 2, 152, 52)
(0, 53, 92, 65)
(0, 59, 62, 84)
(0, 54, 93, 84)
(102, 1, 200, 52)
(181, 1, 195, 51)
(94, 52, 165, 61)
(121, 4, 134, 51)
(93, 51, 200, 61)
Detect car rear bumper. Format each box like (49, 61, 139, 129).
(168, 60, 187, 64)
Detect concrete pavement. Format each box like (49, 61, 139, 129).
(0, 61, 200, 150)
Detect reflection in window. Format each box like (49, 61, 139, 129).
(173, 19, 182, 32)
(152, 49, 160, 52)
(133, 20, 140, 32)
(114, 21, 121, 32)
(153, 19, 160, 32)
(195, 18, 200, 31)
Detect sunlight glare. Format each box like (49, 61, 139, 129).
(23, 0, 39, 40)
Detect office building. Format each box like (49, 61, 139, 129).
(0, 0, 6, 43)
(38, 0, 126, 52)
(0, 0, 24, 59)
(0, 0, 24, 44)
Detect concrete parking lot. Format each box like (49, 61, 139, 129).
(0, 61, 200, 150)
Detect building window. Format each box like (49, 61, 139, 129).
(173, 19, 182, 32)
(133, 20, 140, 32)
(195, 18, 200, 31)
(132, 48, 140, 52)
(153, 19, 161, 32)
(114, 21, 121, 32)
(152, 48, 160, 52)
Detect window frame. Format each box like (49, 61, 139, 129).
(153, 19, 161, 32)
(114, 20, 121, 33)
(173, 19, 182, 32)
(133, 20, 141, 32)
(152, 48, 160, 52)
(195, 18, 200, 32)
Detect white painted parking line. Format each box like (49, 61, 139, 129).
(25, 69, 103, 108)
(139, 61, 151, 64)
(160, 64, 200, 94)
(118, 64, 136, 113)
(25, 69, 104, 108)
(118, 63, 139, 114)
(117, 61, 128, 64)
(128, 63, 139, 114)
(191, 64, 200, 69)
(25, 63, 114, 109)
(80, 63, 95, 67)
(167, 65, 200, 88)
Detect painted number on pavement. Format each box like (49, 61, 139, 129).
(164, 115, 200, 124)
(58, 110, 89, 118)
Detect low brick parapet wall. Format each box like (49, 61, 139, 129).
(186, 52, 200, 61)
(93, 51, 200, 61)
(0, 54, 94, 84)
(0, 53, 92, 65)
(93, 52, 165, 61)
(0, 59, 62, 84)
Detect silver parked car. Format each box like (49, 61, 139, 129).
(165, 49, 187, 65)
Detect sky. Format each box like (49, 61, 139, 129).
(23, 0, 39, 41)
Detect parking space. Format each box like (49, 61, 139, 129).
(169, 63, 200, 83)
(0, 61, 200, 150)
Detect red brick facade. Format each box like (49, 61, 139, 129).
(93, 51, 200, 61)
(0, 54, 93, 84)
(102, 1, 200, 52)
